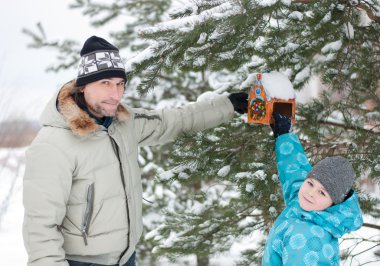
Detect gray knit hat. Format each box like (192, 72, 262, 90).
(307, 156, 355, 204)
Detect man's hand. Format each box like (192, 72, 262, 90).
(228, 92, 248, 114)
(270, 112, 291, 138)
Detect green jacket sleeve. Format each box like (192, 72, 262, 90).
(132, 94, 234, 146)
(23, 142, 73, 266)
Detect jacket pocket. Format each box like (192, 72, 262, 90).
(81, 183, 95, 246)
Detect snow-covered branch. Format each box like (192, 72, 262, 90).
(125, 45, 156, 72)
(293, 0, 380, 24)
(139, 2, 243, 35)
(357, 3, 380, 24)
(319, 120, 380, 136)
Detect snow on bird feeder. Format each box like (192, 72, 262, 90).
(246, 71, 296, 125)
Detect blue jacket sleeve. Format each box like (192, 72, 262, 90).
(275, 133, 312, 206)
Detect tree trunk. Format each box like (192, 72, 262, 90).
(197, 255, 209, 266)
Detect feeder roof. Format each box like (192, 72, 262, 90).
(262, 72, 295, 100)
(242, 71, 295, 100)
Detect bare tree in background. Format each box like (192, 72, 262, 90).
(0, 89, 40, 228)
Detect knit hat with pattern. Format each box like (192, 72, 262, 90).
(76, 36, 126, 86)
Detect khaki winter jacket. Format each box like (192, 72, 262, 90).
(23, 80, 234, 266)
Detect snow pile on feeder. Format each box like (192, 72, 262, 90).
(242, 71, 296, 125)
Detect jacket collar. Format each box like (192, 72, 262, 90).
(288, 191, 363, 238)
(57, 80, 130, 136)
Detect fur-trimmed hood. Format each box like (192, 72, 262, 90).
(40, 80, 130, 136)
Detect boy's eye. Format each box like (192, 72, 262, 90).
(319, 191, 326, 196)
(307, 180, 313, 187)
(102, 80, 110, 85)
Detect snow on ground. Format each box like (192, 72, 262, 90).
(0, 180, 27, 266)
(0, 148, 379, 265)
(0, 148, 27, 266)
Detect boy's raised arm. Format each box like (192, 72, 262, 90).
(271, 113, 312, 205)
(275, 133, 312, 205)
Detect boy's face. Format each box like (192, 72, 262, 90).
(298, 178, 333, 211)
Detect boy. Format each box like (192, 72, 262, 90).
(262, 113, 363, 265)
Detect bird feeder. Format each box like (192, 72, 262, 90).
(247, 72, 296, 125)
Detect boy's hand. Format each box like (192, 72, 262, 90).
(228, 92, 248, 114)
(270, 113, 291, 138)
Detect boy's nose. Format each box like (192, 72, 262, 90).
(306, 188, 316, 197)
(310, 188, 319, 197)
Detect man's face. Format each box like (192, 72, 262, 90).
(82, 78, 125, 118)
(298, 178, 333, 211)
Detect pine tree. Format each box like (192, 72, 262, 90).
(136, 0, 380, 264)
(25, 0, 380, 265)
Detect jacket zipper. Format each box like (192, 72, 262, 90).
(81, 183, 95, 246)
(110, 136, 131, 258)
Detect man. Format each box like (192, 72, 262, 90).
(23, 36, 247, 266)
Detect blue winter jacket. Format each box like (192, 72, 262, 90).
(262, 133, 363, 266)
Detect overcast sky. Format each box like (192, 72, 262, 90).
(0, 0, 319, 121)
(0, 0, 115, 120)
